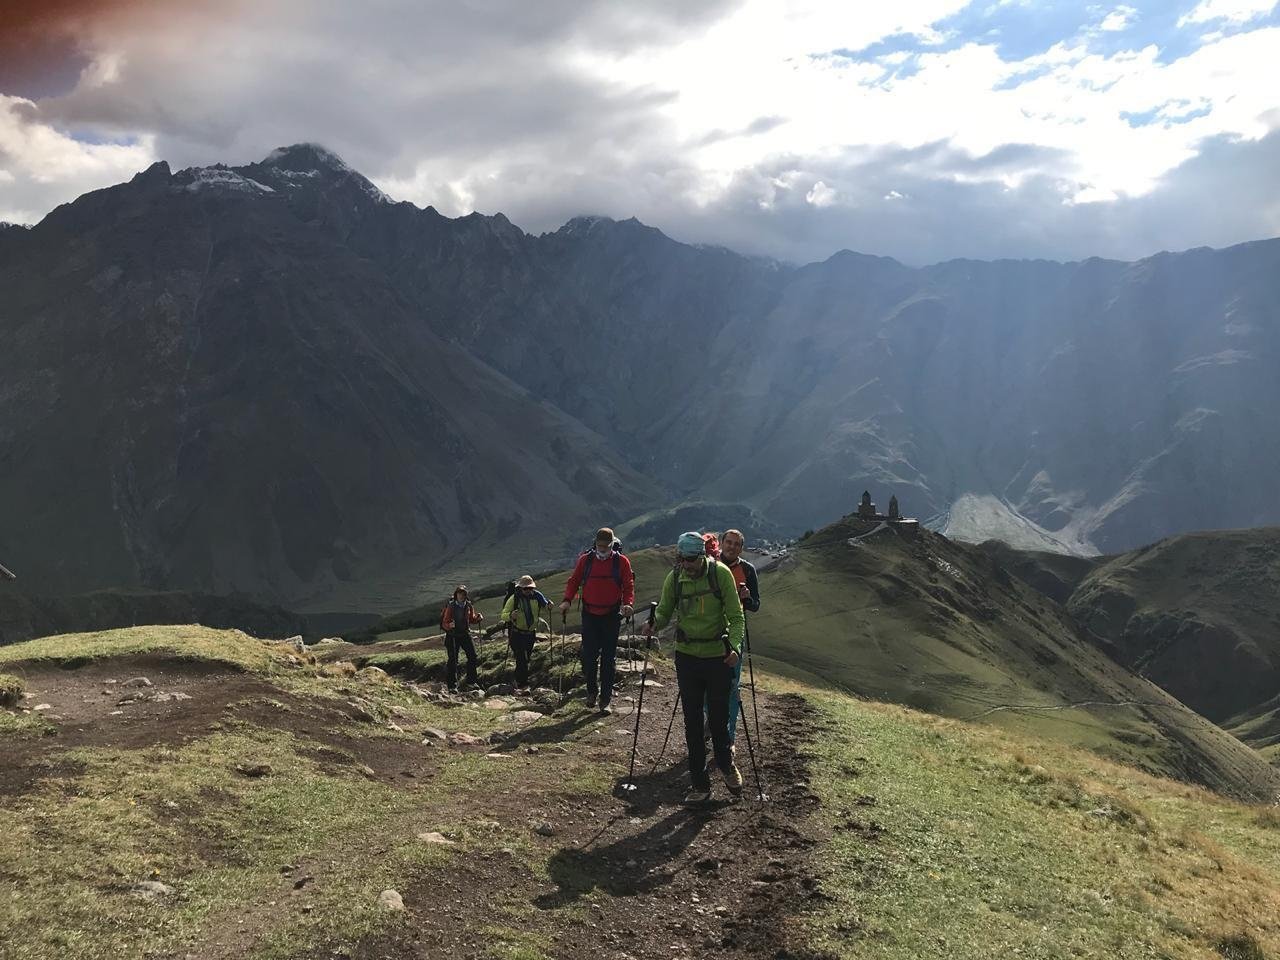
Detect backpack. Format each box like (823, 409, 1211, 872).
(580, 546, 623, 591)
(672, 557, 724, 608)
(440, 598, 471, 633)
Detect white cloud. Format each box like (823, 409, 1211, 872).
(1179, 0, 1278, 26)
(1099, 6, 1138, 31)
(806, 180, 837, 206)
(0, 95, 155, 221)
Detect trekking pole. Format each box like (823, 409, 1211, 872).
(737, 695, 768, 802)
(558, 610, 566, 698)
(539, 617, 553, 693)
(622, 601, 657, 793)
(649, 692, 682, 774)
(744, 619, 762, 749)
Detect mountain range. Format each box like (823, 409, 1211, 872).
(2, 143, 1277, 609)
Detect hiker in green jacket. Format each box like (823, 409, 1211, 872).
(497, 575, 551, 691)
(641, 531, 745, 802)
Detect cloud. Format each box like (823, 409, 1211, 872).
(805, 180, 836, 207)
(0, 0, 1278, 266)
(1099, 6, 1139, 31)
(1178, 0, 1279, 26)
(0, 94, 154, 222)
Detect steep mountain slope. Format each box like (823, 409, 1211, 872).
(4, 144, 1279, 607)
(0, 151, 660, 606)
(975, 540, 1099, 604)
(1066, 527, 1280, 758)
(746, 518, 1278, 800)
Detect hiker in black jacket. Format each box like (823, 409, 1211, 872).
(718, 529, 760, 750)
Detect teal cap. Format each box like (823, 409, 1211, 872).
(677, 531, 705, 557)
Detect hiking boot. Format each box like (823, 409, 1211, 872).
(722, 762, 744, 796)
(600, 701, 613, 715)
(585, 695, 598, 709)
(683, 784, 712, 805)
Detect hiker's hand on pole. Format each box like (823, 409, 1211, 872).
(725, 650, 740, 668)
(621, 604, 634, 620)
(558, 600, 570, 616)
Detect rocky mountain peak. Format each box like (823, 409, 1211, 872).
(261, 142, 353, 175)
(252, 143, 390, 204)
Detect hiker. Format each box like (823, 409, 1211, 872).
(641, 531, 745, 802)
(715, 529, 761, 750)
(439, 585, 483, 692)
(559, 527, 635, 714)
(498, 575, 551, 691)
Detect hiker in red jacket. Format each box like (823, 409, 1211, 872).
(560, 527, 635, 714)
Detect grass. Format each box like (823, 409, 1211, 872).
(0, 625, 288, 673)
(0, 710, 54, 737)
(2, 726, 412, 958)
(796, 680, 1280, 960)
(743, 521, 1280, 800)
(0, 625, 592, 959)
(0, 671, 25, 705)
(4, 623, 1280, 960)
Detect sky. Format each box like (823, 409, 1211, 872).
(1, 0, 1278, 265)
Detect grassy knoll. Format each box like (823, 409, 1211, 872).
(0, 624, 287, 673)
(745, 518, 1280, 800)
(800, 679, 1280, 959)
(0, 625, 568, 959)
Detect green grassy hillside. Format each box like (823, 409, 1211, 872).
(1066, 528, 1280, 752)
(975, 540, 1100, 604)
(2, 625, 1278, 959)
(746, 518, 1279, 801)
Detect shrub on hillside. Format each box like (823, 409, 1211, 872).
(0, 673, 25, 707)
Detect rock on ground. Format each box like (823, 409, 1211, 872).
(417, 832, 456, 846)
(506, 711, 544, 727)
(378, 889, 405, 911)
(132, 880, 176, 900)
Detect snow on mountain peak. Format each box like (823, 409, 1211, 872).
(178, 166, 275, 195)
(259, 143, 390, 204)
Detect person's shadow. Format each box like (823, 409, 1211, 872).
(534, 802, 718, 909)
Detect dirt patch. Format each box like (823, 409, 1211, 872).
(0, 654, 438, 798)
(283, 684, 830, 960)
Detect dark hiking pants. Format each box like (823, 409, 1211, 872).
(675, 651, 733, 790)
(445, 631, 478, 689)
(580, 609, 622, 705)
(511, 630, 536, 688)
